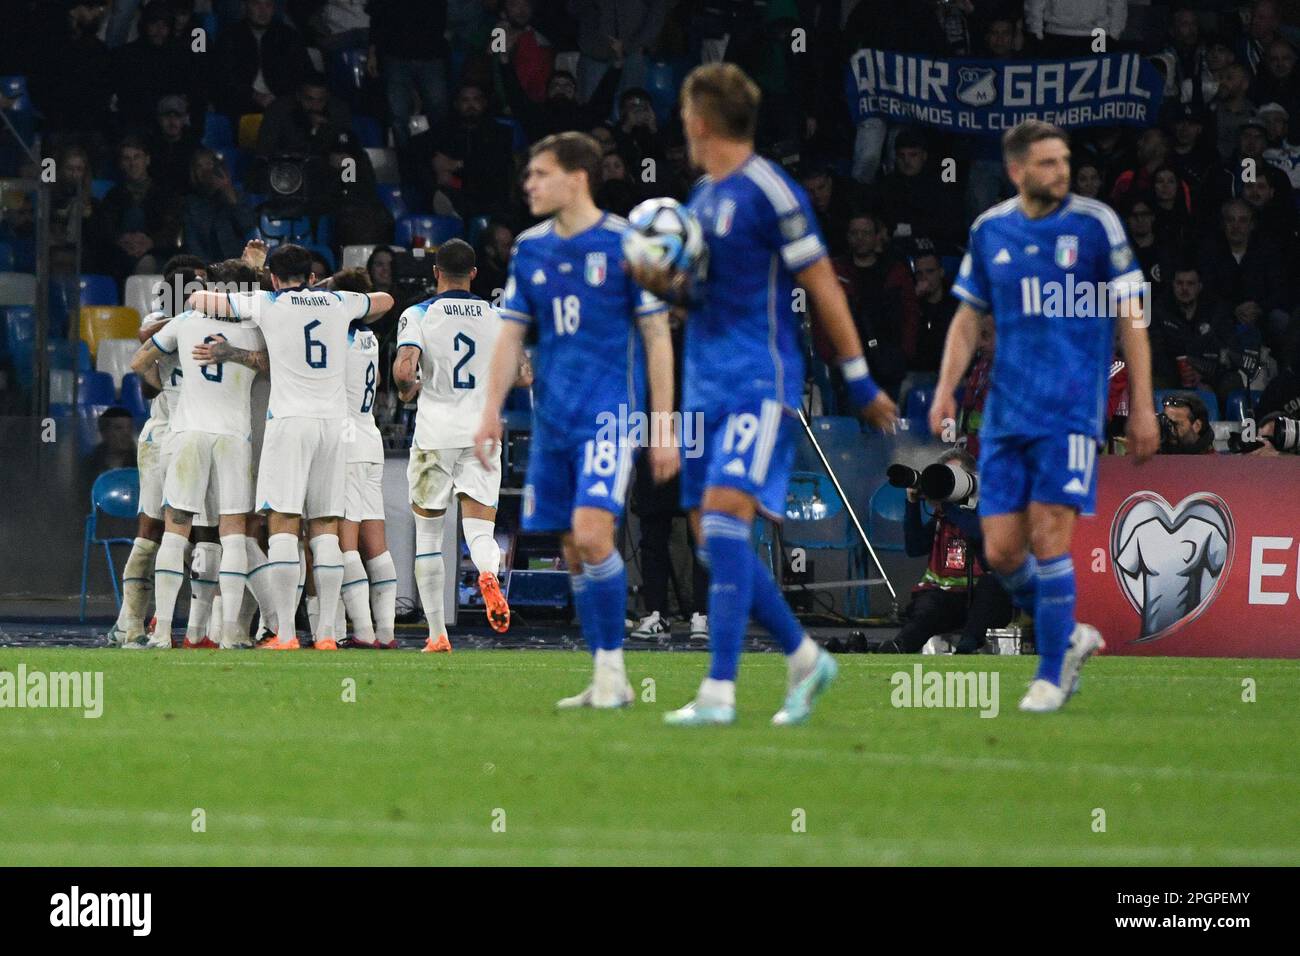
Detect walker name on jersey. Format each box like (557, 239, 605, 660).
(1016, 273, 1151, 323)
(594, 405, 704, 459)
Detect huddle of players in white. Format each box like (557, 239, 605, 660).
(110, 241, 510, 651)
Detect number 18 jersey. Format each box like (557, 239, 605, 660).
(396, 290, 501, 450)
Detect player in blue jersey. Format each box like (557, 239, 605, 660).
(628, 64, 898, 726)
(931, 119, 1160, 713)
(473, 132, 678, 709)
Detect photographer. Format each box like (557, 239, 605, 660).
(1157, 392, 1217, 455)
(1241, 412, 1300, 456)
(874, 450, 1014, 655)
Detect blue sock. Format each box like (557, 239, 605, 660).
(701, 512, 755, 682)
(750, 555, 804, 655)
(996, 554, 1039, 614)
(583, 550, 627, 651)
(569, 571, 599, 655)
(1035, 554, 1075, 686)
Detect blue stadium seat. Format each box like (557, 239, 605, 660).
(77, 370, 116, 405)
(211, 148, 248, 186)
(200, 11, 220, 41)
(259, 213, 311, 242)
(902, 385, 934, 421)
(467, 215, 490, 245)
(494, 117, 528, 153)
(0, 75, 31, 111)
(201, 113, 235, 149)
(79, 466, 140, 620)
(646, 61, 676, 121)
(91, 178, 114, 200)
(1223, 389, 1262, 422)
(0, 241, 12, 272)
(79, 274, 119, 306)
(376, 184, 408, 219)
(396, 214, 465, 248)
(867, 482, 908, 552)
(119, 372, 149, 418)
(2, 305, 34, 349)
(353, 115, 384, 148)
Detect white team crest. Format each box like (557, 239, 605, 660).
(531, 269, 547, 285)
(993, 248, 1011, 264)
(1055, 235, 1079, 269)
(715, 199, 736, 236)
(585, 252, 607, 286)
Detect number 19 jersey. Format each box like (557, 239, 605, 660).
(396, 290, 501, 450)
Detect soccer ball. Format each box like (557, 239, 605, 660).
(622, 198, 704, 273)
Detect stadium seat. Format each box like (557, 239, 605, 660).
(50, 367, 76, 405)
(376, 184, 408, 219)
(341, 244, 378, 270)
(353, 115, 384, 148)
(80, 306, 141, 360)
(79, 273, 119, 306)
(366, 147, 400, 185)
(124, 274, 165, 319)
(119, 372, 148, 418)
(77, 370, 116, 405)
(211, 148, 249, 186)
(0, 271, 36, 305)
(79, 467, 140, 621)
(259, 213, 311, 243)
(2, 305, 34, 349)
(0, 75, 32, 111)
(778, 471, 871, 617)
(647, 61, 677, 122)
(91, 178, 114, 200)
(494, 117, 528, 154)
(396, 214, 465, 248)
(902, 385, 934, 421)
(866, 482, 909, 552)
(2, 236, 34, 272)
(202, 112, 235, 149)
(331, 48, 369, 100)
(237, 113, 263, 150)
(96, 338, 139, 392)
(1223, 389, 1262, 422)
(0, 241, 12, 272)
(467, 215, 490, 245)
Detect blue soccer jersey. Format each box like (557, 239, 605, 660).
(498, 213, 665, 441)
(951, 194, 1144, 444)
(683, 155, 827, 417)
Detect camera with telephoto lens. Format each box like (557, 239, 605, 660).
(1231, 412, 1300, 453)
(887, 458, 979, 508)
(1156, 411, 1180, 452)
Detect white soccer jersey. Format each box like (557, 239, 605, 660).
(228, 287, 371, 420)
(396, 291, 502, 450)
(345, 327, 384, 464)
(151, 311, 265, 438)
(140, 310, 181, 440)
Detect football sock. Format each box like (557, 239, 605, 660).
(186, 541, 221, 641)
(749, 552, 804, 655)
(152, 531, 189, 642)
(267, 532, 300, 640)
(309, 534, 345, 641)
(462, 517, 501, 574)
(997, 554, 1040, 614)
(413, 513, 446, 639)
(218, 534, 248, 641)
(1035, 554, 1075, 687)
(583, 550, 627, 651)
(702, 512, 754, 683)
(244, 537, 277, 634)
(341, 550, 376, 643)
(116, 537, 157, 633)
(569, 570, 599, 656)
(366, 551, 398, 644)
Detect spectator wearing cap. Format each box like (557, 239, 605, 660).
(868, 128, 965, 249)
(1212, 63, 1259, 162)
(366, 1, 451, 149)
(1025, 0, 1126, 58)
(1167, 103, 1219, 200)
(254, 72, 352, 158)
(210, 0, 314, 119)
(180, 148, 258, 263)
(1236, 0, 1285, 78)
(147, 95, 203, 196)
(109, 1, 191, 134)
(1262, 102, 1300, 187)
(90, 135, 183, 283)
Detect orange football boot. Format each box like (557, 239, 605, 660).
(256, 633, 300, 650)
(315, 638, 339, 650)
(422, 634, 452, 653)
(478, 571, 511, 633)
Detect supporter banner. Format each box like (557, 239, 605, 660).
(846, 49, 1164, 132)
(1072, 457, 1300, 658)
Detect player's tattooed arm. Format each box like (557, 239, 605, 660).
(637, 310, 680, 484)
(129, 341, 165, 397)
(393, 345, 421, 401)
(192, 336, 269, 375)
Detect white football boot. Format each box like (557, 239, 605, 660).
(1018, 679, 1067, 713)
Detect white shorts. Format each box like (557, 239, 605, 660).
(163, 430, 253, 517)
(137, 429, 168, 521)
(345, 461, 385, 522)
(408, 446, 501, 512)
(256, 417, 345, 519)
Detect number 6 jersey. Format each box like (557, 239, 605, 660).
(396, 289, 502, 450)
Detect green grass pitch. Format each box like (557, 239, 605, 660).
(1, 648, 1297, 866)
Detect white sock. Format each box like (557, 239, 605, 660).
(306, 594, 320, 640)
(788, 634, 819, 682)
(152, 531, 189, 640)
(309, 534, 345, 641)
(244, 538, 278, 634)
(207, 595, 223, 642)
(186, 541, 221, 640)
(336, 601, 346, 642)
(297, 537, 307, 606)
(462, 517, 500, 574)
(116, 537, 157, 633)
(413, 514, 445, 639)
(218, 534, 248, 641)
(237, 573, 258, 637)
(341, 551, 376, 643)
(698, 677, 735, 708)
(267, 533, 301, 641)
(366, 551, 397, 644)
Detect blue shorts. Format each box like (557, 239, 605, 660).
(522, 431, 637, 532)
(977, 431, 1100, 518)
(681, 399, 797, 520)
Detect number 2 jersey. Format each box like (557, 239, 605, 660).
(396, 290, 501, 450)
(683, 154, 827, 418)
(950, 194, 1144, 444)
(497, 213, 666, 443)
(226, 287, 373, 421)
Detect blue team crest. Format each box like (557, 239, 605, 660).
(585, 252, 607, 286)
(1055, 235, 1079, 269)
(715, 199, 736, 236)
(955, 67, 997, 107)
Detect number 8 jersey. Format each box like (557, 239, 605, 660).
(396, 289, 502, 450)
